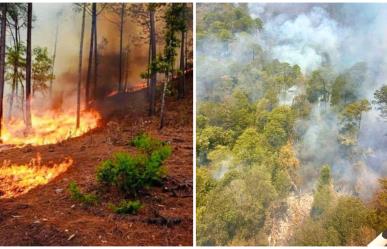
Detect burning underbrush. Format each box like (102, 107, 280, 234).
(0, 153, 73, 199)
(1, 110, 101, 146)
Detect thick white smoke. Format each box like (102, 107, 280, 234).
(250, 3, 387, 199)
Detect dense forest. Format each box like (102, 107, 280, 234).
(196, 3, 386, 246)
(0, 3, 193, 246)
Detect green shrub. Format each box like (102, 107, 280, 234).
(131, 133, 165, 154)
(97, 134, 172, 195)
(68, 181, 98, 205)
(109, 200, 142, 214)
(96, 149, 171, 195)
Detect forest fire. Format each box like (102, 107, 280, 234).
(1, 110, 100, 146)
(0, 153, 73, 199)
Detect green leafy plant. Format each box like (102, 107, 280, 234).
(68, 181, 98, 205)
(131, 133, 164, 154)
(109, 200, 142, 214)
(97, 143, 172, 195)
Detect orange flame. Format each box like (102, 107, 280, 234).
(0, 153, 73, 199)
(1, 110, 100, 146)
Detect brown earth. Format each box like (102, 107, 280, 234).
(0, 83, 193, 246)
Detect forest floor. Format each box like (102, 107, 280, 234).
(0, 83, 193, 245)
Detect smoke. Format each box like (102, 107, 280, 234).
(197, 3, 387, 200)
(3, 3, 155, 115)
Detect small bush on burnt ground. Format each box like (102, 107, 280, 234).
(109, 200, 142, 214)
(68, 181, 98, 205)
(97, 133, 172, 195)
(69, 133, 171, 215)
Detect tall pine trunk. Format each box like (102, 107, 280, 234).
(86, 3, 96, 108)
(93, 4, 98, 100)
(124, 48, 129, 92)
(149, 9, 157, 116)
(0, 4, 7, 141)
(118, 3, 124, 92)
(8, 17, 18, 121)
(50, 18, 59, 98)
(76, 4, 86, 129)
(146, 34, 151, 99)
(178, 30, 185, 99)
(25, 3, 32, 130)
(159, 71, 169, 130)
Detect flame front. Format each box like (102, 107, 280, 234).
(0, 154, 73, 199)
(1, 110, 100, 145)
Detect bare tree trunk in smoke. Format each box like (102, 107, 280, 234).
(124, 48, 129, 92)
(49, 15, 59, 99)
(86, 3, 96, 109)
(76, 4, 86, 129)
(149, 6, 157, 116)
(0, 4, 7, 141)
(25, 3, 32, 130)
(118, 3, 124, 92)
(178, 30, 185, 99)
(93, 4, 98, 100)
(184, 31, 188, 71)
(8, 16, 18, 121)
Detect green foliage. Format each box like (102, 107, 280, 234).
(32, 46, 54, 95)
(6, 42, 26, 83)
(197, 166, 277, 246)
(232, 128, 267, 166)
(97, 152, 166, 195)
(109, 200, 142, 214)
(197, 3, 263, 42)
(68, 181, 98, 205)
(373, 85, 387, 119)
(197, 126, 233, 163)
(263, 106, 295, 149)
(98, 134, 171, 195)
(293, 196, 376, 246)
(306, 70, 329, 103)
(196, 4, 383, 246)
(196, 167, 217, 208)
(311, 165, 334, 218)
(132, 133, 164, 154)
(338, 99, 371, 145)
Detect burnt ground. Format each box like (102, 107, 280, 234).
(0, 81, 193, 246)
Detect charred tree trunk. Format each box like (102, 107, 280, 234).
(149, 9, 157, 116)
(118, 3, 124, 92)
(25, 3, 32, 130)
(86, 3, 96, 108)
(76, 4, 86, 129)
(93, 4, 98, 100)
(50, 17, 59, 98)
(0, 4, 7, 140)
(178, 30, 185, 99)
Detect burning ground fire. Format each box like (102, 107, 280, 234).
(0, 153, 73, 199)
(1, 110, 100, 146)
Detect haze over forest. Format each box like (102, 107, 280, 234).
(196, 3, 387, 246)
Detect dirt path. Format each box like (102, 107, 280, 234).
(0, 88, 193, 246)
